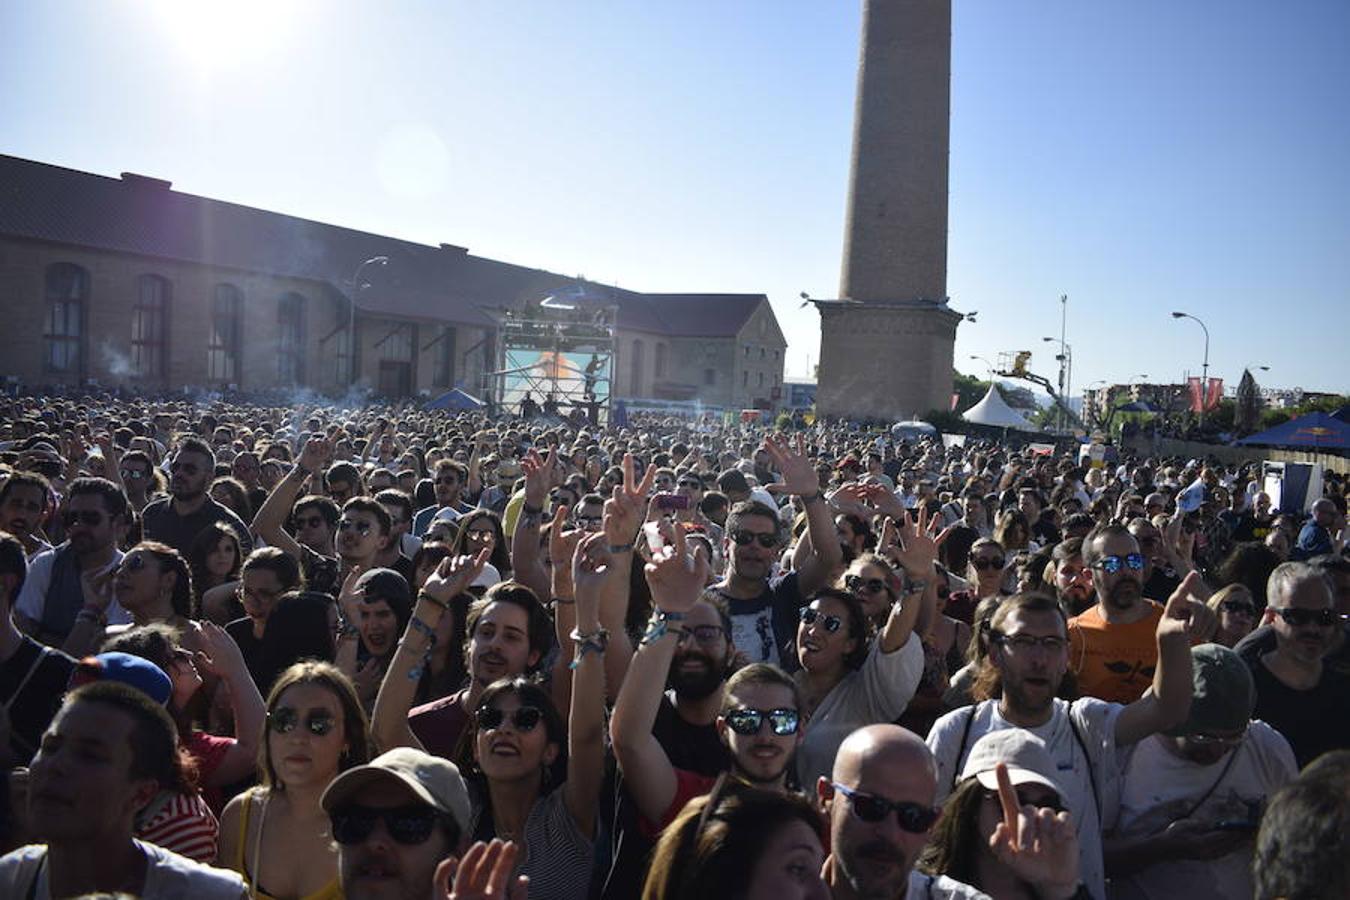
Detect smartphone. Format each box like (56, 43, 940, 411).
(654, 492, 690, 510)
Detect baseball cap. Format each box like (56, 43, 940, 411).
(355, 568, 410, 606)
(321, 747, 471, 835)
(1164, 644, 1255, 738)
(69, 652, 172, 706)
(959, 730, 1062, 796)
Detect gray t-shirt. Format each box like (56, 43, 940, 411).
(0, 840, 247, 899)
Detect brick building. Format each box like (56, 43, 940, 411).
(0, 154, 785, 411)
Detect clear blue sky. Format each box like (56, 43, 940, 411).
(3, 1, 1347, 395)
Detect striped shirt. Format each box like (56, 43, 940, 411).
(138, 791, 219, 864)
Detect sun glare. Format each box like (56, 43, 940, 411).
(153, 0, 306, 67)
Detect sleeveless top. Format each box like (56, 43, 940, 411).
(232, 788, 343, 900)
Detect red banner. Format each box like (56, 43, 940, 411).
(950, 393, 960, 411)
(1204, 377, 1224, 411)
(1188, 377, 1204, 413)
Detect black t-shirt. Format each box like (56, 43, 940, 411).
(225, 617, 268, 694)
(0, 637, 77, 764)
(1235, 624, 1350, 679)
(708, 571, 804, 668)
(652, 695, 730, 775)
(1250, 659, 1350, 768)
(141, 496, 253, 557)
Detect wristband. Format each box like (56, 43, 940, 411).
(551, 595, 576, 606)
(408, 616, 437, 643)
(568, 626, 610, 669)
(640, 610, 687, 646)
(416, 590, 450, 611)
(522, 503, 544, 517)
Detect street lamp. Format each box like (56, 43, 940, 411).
(1171, 311, 1210, 427)
(349, 256, 389, 386)
(968, 355, 996, 378)
(1040, 337, 1072, 432)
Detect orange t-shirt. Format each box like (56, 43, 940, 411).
(1068, 602, 1164, 704)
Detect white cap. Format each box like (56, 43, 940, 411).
(958, 730, 1062, 796)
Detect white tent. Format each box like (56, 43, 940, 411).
(962, 383, 1039, 430)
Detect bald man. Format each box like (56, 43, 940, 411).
(818, 725, 988, 899)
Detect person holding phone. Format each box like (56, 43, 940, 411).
(1105, 644, 1297, 898)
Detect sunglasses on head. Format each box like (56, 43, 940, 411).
(476, 705, 543, 733)
(730, 530, 778, 549)
(800, 606, 844, 633)
(1092, 553, 1145, 574)
(268, 707, 337, 736)
(1220, 599, 1255, 616)
(723, 707, 800, 736)
(832, 783, 940, 833)
(845, 574, 890, 595)
(1273, 607, 1340, 628)
(972, 556, 1005, 571)
(62, 509, 104, 528)
(337, 518, 373, 535)
(331, 805, 445, 846)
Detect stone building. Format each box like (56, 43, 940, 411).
(0, 154, 784, 411)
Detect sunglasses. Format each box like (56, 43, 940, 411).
(982, 788, 1065, 814)
(800, 606, 844, 633)
(1272, 607, 1341, 628)
(731, 530, 778, 549)
(1220, 600, 1255, 616)
(331, 805, 444, 846)
(268, 707, 337, 736)
(62, 510, 105, 528)
(120, 469, 147, 481)
(337, 518, 374, 536)
(1092, 553, 1145, 574)
(972, 557, 1005, 571)
(475, 706, 543, 733)
(676, 624, 726, 646)
(832, 783, 940, 833)
(723, 707, 800, 736)
(677, 480, 702, 489)
(845, 575, 890, 595)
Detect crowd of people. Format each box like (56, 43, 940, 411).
(0, 391, 1347, 899)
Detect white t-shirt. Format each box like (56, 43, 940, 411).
(14, 545, 130, 627)
(0, 840, 247, 899)
(907, 869, 992, 899)
(928, 698, 1125, 900)
(1107, 722, 1297, 900)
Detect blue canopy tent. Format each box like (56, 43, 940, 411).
(423, 388, 485, 412)
(1236, 412, 1350, 450)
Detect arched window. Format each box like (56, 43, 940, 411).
(43, 263, 87, 374)
(277, 293, 306, 384)
(630, 339, 645, 395)
(132, 275, 170, 377)
(654, 342, 668, 379)
(209, 284, 243, 383)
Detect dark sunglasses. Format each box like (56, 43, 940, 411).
(845, 574, 890, 595)
(476, 705, 543, 733)
(723, 707, 800, 736)
(731, 530, 778, 549)
(1272, 607, 1340, 628)
(983, 788, 1065, 814)
(1092, 553, 1145, 574)
(972, 557, 1005, 571)
(1220, 599, 1255, 616)
(677, 479, 702, 489)
(331, 805, 444, 846)
(120, 469, 148, 481)
(268, 707, 337, 736)
(62, 510, 104, 528)
(337, 518, 374, 535)
(832, 783, 940, 833)
(800, 606, 844, 633)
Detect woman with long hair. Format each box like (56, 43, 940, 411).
(217, 661, 371, 900)
(994, 509, 1033, 555)
(1206, 584, 1258, 648)
(451, 509, 512, 579)
(64, 541, 200, 658)
(966, 538, 1011, 605)
(641, 783, 829, 900)
(188, 522, 244, 613)
(101, 622, 265, 816)
(224, 548, 305, 693)
(211, 476, 254, 524)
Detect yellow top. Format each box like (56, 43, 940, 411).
(232, 788, 343, 900)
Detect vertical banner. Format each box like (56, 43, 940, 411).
(950, 392, 960, 411)
(1187, 377, 1204, 413)
(1204, 377, 1224, 411)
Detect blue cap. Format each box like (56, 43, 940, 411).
(70, 652, 173, 705)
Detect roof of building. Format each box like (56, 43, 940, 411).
(0, 153, 770, 338)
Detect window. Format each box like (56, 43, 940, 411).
(774, 349, 780, 361)
(209, 284, 242, 383)
(277, 293, 306, 384)
(655, 342, 668, 379)
(744, 345, 750, 358)
(759, 347, 765, 360)
(704, 368, 716, 386)
(44, 263, 87, 374)
(131, 275, 169, 377)
(630, 339, 645, 394)
(742, 370, 748, 388)
(435, 325, 457, 387)
(757, 372, 764, 388)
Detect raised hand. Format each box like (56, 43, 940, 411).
(549, 507, 584, 599)
(891, 507, 945, 576)
(421, 549, 490, 607)
(195, 621, 247, 677)
(761, 433, 819, 497)
(643, 520, 709, 615)
(435, 839, 529, 900)
(1159, 570, 1207, 643)
(520, 448, 558, 509)
(987, 763, 1080, 897)
(337, 563, 367, 625)
(572, 531, 618, 612)
(298, 436, 332, 474)
(604, 453, 656, 546)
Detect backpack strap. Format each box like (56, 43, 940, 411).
(950, 703, 980, 792)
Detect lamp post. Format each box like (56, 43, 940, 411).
(1040, 337, 1072, 432)
(349, 256, 389, 386)
(1170, 311, 1210, 427)
(968, 355, 996, 378)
